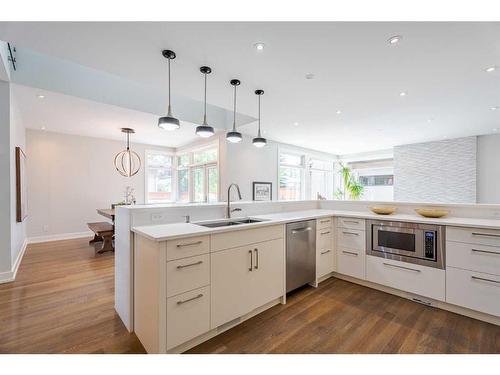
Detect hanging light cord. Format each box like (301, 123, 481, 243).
(126, 131, 130, 150)
(257, 95, 262, 137)
(203, 73, 208, 125)
(233, 85, 237, 130)
(167, 57, 171, 112)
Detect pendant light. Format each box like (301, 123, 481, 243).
(196, 66, 215, 138)
(253, 89, 267, 147)
(226, 79, 243, 143)
(158, 50, 180, 131)
(114, 128, 141, 177)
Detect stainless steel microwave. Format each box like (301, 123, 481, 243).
(366, 220, 445, 269)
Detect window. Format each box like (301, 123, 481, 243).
(176, 143, 219, 203)
(309, 158, 334, 199)
(145, 150, 173, 203)
(279, 151, 305, 200)
(359, 175, 394, 186)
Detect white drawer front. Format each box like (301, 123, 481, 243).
(446, 267, 500, 317)
(366, 255, 445, 301)
(317, 217, 333, 230)
(317, 248, 335, 278)
(317, 229, 333, 250)
(446, 241, 500, 276)
(337, 247, 365, 280)
(166, 254, 210, 297)
(166, 286, 210, 350)
(166, 235, 210, 261)
(211, 225, 283, 252)
(447, 226, 500, 248)
(337, 228, 365, 250)
(337, 217, 366, 231)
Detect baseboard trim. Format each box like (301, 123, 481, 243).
(27, 231, 93, 244)
(0, 238, 28, 284)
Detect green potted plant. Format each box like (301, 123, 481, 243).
(334, 162, 364, 200)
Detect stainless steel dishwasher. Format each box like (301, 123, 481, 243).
(286, 220, 316, 293)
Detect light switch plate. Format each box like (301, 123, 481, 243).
(151, 213, 164, 221)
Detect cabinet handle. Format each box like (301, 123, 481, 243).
(292, 227, 312, 234)
(344, 220, 359, 224)
(471, 232, 500, 239)
(471, 248, 500, 256)
(471, 275, 500, 285)
(320, 250, 331, 255)
(254, 248, 259, 270)
(383, 262, 421, 273)
(176, 260, 203, 269)
(320, 219, 331, 224)
(342, 250, 358, 256)
(176, 240, 203, 248)
(176, 293, 203, 305)
(249, 250, 253, 271)
(342, 231, 359, 236)
(320, 231, 331, 235)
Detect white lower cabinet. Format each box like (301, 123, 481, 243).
(316, 220, 335, 279)
(210, 238, 284, 329)
(337, 247, 365, 279)
(366, 255, 445, 301)
(446, 267, 500, 316)
(166, 286, 210, 350)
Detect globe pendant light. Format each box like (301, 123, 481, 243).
(158, 50, 180, 130)
(253, 89, 267, 147)
(196, 66, 215, 138)
(114, 128, 141, 177)
(226, 79, 243, 143)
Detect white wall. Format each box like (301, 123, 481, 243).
(477, 133, 500, 204)
(9, 87, 26, 265)
(0, 80, 11, 274)
(394, 137, 477, 203)
(26, 129, 173, 239)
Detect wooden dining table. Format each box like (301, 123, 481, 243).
(97, 208, 115, 223)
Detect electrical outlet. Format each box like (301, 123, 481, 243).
(151, 213, 164, 222)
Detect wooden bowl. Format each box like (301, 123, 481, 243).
(415, 208, 449, 218)
(370, 206, 397, 215)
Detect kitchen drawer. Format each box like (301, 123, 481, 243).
(446, 267, 500, 317)
(166, 254, 210, 297)
(317, 248, 335, 278)
(447, 226, 500, 248)
(317, 217, 333, 230)
(366, 255, 445, 301)
(337, 247, 365, 280)
(317, 228, 333, 250)
(166, 235, 209, 261)
(337, 228, 365, 250)
(446, 241, 500, 276)
(166, 286, 210, 350)
(211, 224, 283, 252)
(337, 217, 366, 231)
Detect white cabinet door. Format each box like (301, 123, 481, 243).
(337, 228, 365, 250)
(337, 247, 366, 279)
(210, 239, 284, 329)
(316, 229, 335, 278)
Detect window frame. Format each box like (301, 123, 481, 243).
(144, 149, 175, 204)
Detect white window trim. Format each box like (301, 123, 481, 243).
(144, 149, 175, 204)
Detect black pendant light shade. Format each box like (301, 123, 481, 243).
(158, 49, 180, 131)
(196, 66, 215, 138)
(253, 89, 267, 147)
(226, 79, 243, 143)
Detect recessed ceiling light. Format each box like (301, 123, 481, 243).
(336, 110, 342, 115)
(493, 128, 498, 132)
(485, 66, 497, 73)
(305, 73, 315, 80)
(399, 91, 407, 97)
(491, 106, 499, 111)
(254, 42, 265, 51)
(37, 94, 45, 99)
(388, 35, 402, 45)
(427, 118, 434, 123)
(41, 125, 46, 130)
(293, 122, 299, 126)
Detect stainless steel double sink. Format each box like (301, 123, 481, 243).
(194, 218, 266, 228)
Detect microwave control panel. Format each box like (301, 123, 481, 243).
(424, 231, 436, 259)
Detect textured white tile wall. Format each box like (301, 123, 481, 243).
(394, 137, 477, 203)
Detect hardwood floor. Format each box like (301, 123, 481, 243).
(188, 278, 500, 354)
(0, 238, 145, 354)
(1, 238, 499, 354)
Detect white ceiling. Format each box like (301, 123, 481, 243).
(1, 22, 500, 154)
(11, 84, 202, 147)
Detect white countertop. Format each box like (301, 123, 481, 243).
(131, 208, 500, 242)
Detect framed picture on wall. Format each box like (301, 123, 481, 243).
(253, 182, 272, 201)
(16, 146, 28, 222)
